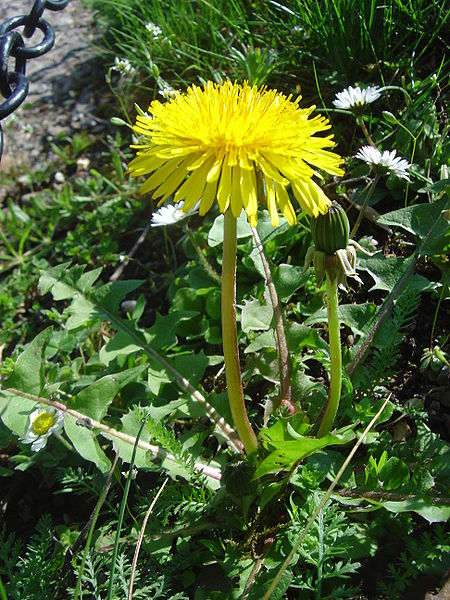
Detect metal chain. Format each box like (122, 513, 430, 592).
(0, 0, 69, 160)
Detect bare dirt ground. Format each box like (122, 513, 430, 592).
(0, 0, 104, 171)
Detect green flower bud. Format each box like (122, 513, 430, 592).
(311, 202, 350, 255)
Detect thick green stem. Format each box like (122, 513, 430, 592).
(317, 272, 342, 437)
(222, 210, 258, 454)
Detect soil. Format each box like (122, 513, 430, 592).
(0, 0, 104, 176)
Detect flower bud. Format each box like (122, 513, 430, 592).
(311, 202, 350, 255)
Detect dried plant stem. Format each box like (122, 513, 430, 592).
(251, 227, 293, 413)
(128, 477, 169, 600)
(317, 272, 342, 437)
(222, 210, 258, 455)
(261, 396, 390, 600)
(1, 388, 222, 481)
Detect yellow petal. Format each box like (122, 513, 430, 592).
(207, 152, 225, 183)
(241, 167, 258, 221)
(152, 155, 197, 200)
(199, 180, 218, 215)
(266, 179, 279, 227)
(217, 162, 232, 213)
(275, 183, 297, 225)
(138, 156, 184, 195)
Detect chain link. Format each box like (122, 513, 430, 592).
(0, 0, 69, 160)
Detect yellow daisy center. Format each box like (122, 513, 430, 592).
(32, 412, 55, 436)
(128, 80, 344, 227)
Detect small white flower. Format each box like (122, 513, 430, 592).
(159, 86, 177, 99)
(145, 22, 163, 38)
(333, 85, 381, 111)
(22, 408, 64, 452)
(151, 201, 199, 227)
(112, 57, 135, 76)
(355, 145, 411, 180)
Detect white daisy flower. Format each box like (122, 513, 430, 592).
(22, 408, 64, 452)
(145, 22, 163, 39)
(151, 201, 199, 227)
(112, 57, 135, 76)
(355, 145, 411, 181)
(333, 85, 381, 111)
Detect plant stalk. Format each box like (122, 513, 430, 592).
(221, 210, 258, 454)
(1, 388, 222, 481)
(251, 227, 293, 413)
(350, 173, 380, 238)
(317, 271, 342, 437)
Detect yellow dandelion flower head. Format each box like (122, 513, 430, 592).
(128, 80, 344, 227)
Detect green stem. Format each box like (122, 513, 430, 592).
(317, 272, 342, 437)
(350, 173, 380, 239)
(356, 115, 376, 147)
(221, 210, 258, 454)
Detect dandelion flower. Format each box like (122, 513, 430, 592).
(333, 85, 381, 111)
(128, 80, 344, 227)
(22, 407, 64, 452)
(151, 201, 198, 226)
(355, 145, 411, 181)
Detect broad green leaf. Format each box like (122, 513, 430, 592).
(64, 415, 111, 473)
(208, 211, 252, 247)
(272, 264, 308, 301)
(255, 209, 290, 244)
(372, 497, 450, 524)
(147, 362, 171, 395)
(0, 389, 36, 437)
(240, 295, 274, 332)
(172, 350, 211, 386)
(377, 196, 450, 256)
(70, 366, 146, 421)
(172, 287, 204, 312)
(144, 311, 198, 350)
(305, 303, 377, 337)
(99, 330, 142, 366)
(254, 430, 355, 478)
(379, 457, 410, 490)
(285, 322, 330, 352)
(95, 279, 144, 313)
(6, 328, 52, 395)
(357, 255, 434, 293)
(245, 330, 276, 353)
